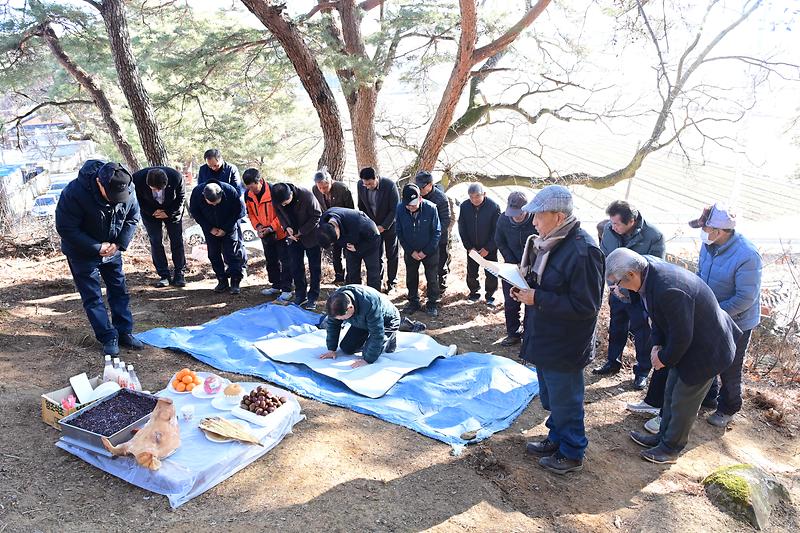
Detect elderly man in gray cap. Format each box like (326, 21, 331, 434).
(512, 185, 605, 474)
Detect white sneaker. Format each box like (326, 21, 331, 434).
(277, 291, 293, 302)
(261, 287, 281, 296)
(626, 401, 660, 416)
(644, 415, 661, 434)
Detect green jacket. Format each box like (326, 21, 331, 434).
(326, 285, 400, 363)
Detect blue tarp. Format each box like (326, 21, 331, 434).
(138, 303, 538, 451)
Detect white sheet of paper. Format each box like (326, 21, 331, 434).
(253, 329, 456, 398)
(468, 249, 530, 289)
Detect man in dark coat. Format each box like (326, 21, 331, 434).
(494, 191, 537, 346)
(55, 160, 143, 356)
(320, 285, 401, 368)
(357, 167, 400, 292)
(317, 207, 383, 291)
(188, 180, 247, 294)
(312, 168, 354, 284)
(396, 184, 441, 317)
(513, 185, 604, 475)
(415, 171, 453, 293)
(197, 148, 242, 194)
(458, 183, 501, 305)
(606, 249, 740, 464)
(132, 166, 186, 288)
(271, 182, 322, 310)
(593, 200, 666, 391)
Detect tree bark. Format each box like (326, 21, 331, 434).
(241, 0, 346, 180)
(94, 0, 169, 167)
(39, 23, 140, 171)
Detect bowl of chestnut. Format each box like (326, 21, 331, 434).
(240, 386, 288, 417)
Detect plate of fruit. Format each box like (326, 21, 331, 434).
(168, 368, 203, 394)
(191, 374, 229, 399)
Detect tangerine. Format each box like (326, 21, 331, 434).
(186, 383, 195, 391)
(181, 375, 193, 384)
(175, 381, 186, 392)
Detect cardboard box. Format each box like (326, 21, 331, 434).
(41, 376, 102, 430)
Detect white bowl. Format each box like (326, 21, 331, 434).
(88, 382, 121, 402)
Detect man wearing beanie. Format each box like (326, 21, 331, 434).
(55, 160, 143, 356)
(512, 185, 604, 474)
(396, 184, 442, 317)
(312, 168, 354, 284)
(494, 191, 537, 346)
(357, 167, 400, 292)
(415, 171, 453, 293)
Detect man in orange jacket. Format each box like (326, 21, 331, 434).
(242, 168, 293, 301)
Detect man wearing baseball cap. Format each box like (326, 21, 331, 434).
(415, 171, 453, 293)
(55, 160, 143, 356)
(511, 185, 605, 474)
(396, 184, 442, 317)
(494, 191, 537, 346)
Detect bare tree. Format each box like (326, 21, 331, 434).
(241, 0, 346, 180)
(82, 0, 169, 166)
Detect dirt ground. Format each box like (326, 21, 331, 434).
(1, 238, 799, 533)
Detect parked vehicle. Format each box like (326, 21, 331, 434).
(31, 194, 58, 217)
(183, 218, 258, 246)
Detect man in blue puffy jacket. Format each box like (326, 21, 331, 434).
(55, 160, 143, 356)
(690, 203, 762, 428)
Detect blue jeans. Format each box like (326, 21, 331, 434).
(537, 367, 587, 460)
(204, 226, 247, 281)
(288, 241, 321, 302)
(606, 292, 652, 377)
(141, 216, 186, 279)
(67, 253, 133, 343)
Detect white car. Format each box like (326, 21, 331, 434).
(31, 194, 59, 218)
(183, 218, 259, 246)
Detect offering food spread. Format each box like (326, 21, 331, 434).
(171, 368, 202, 393)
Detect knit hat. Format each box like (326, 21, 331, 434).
(688, 202, 736, 229)
(402, 184, 421, 206)
(505, 191, 529, 217)
(97, 162, 132, 204)
(522, 185, 573, 215)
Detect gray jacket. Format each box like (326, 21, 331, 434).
(600, 214, 665, 259)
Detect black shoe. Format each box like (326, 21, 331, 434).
(592, 361, 621, 376)
(466, 293, 480, 303)
(102, 338, 119, 356)
(633, 375, 648, 390)
(293, 296, 308, 307)
(526, 438, 559, 455)
(302, 300, 317, 311)
(230, 278, 241, 295)
(630, 430, 660, 448)
(119, 333, 144, 350)
(333, 275, 346, 286)
(171, 274, 186, 288)
(214, 279, 230, 293)
(701, 398, 719, 410)
(426, 305, 439, 317)
(539, 451, 583, 474)
(500, 335, 521, 347)
(153, 277, 170, 288)
(403, 301, 421, 314)
(640, 444, 678, 464)
(485, 296, 497, 306)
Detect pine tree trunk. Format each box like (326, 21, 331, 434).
(347, 87, 380, 173)
(40, 23, 140, 171)
(241, 0, 346, 180)
(97, 0, 169, 166)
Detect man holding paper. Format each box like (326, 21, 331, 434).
(320, 285, 401, 369)
(511, 185, 605, 475)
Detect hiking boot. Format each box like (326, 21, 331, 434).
(644, 415, 661, 435)
(213, 279, 230, 293)
(500, 335, 521, 347)
(526, 438, 559, 455)
(171, 274, 186, 288)
(230, 278, 242, 295)
(466, 293, 480, 303)
(119, 333, 144, 350)
(539, 451, 583, 474)
(707, 411, 734, 428)
(154, 277, 170, 288)
(403, 301, 421, 315)
(640, 444, 678, 464)
(626, 401, 660, 416)
(630, 430, 660, 448)
(102, 338, 119, 356)
(592, 361, 621, 375)
(426, 304, 439, 318)
(633, 375, 648, 390)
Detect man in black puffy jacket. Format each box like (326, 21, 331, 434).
(415, 171, 452, 293)
(458, 183, 501, 305)
(56, 160, 143, 356)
